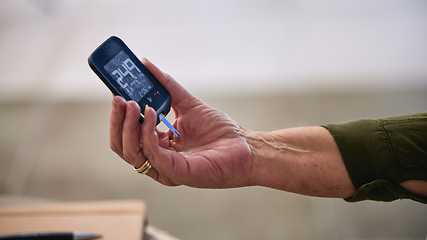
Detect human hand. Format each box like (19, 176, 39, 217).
(110, 58, 253, 188)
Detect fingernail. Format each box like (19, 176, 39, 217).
(113, 95, 124, 104)
(112, 96, 121, 107)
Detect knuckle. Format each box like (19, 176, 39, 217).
(123, 149, 142, 163)
(109, 137, 122, 153)
(110, 142, 120, 153)
(122, 151, 134, 161)
(110, 120, 120, 130)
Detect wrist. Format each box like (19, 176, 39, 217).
(244, 129, 289, 188)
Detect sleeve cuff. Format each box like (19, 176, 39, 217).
(323, 119, 400, 189)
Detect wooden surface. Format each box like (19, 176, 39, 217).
(0, 199, 146, 240)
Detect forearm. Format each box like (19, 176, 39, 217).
(245, 126, 355, 198)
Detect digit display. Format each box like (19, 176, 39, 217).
(104, 50, 154, 102)
(89, 36, 172, 125)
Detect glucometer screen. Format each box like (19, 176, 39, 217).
(104, 50, 154, 102)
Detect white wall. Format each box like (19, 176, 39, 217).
(1, 0, 427, 100)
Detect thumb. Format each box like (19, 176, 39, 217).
(141, 58, 194, 106)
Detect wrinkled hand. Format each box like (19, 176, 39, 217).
(110, 58, 253, 188)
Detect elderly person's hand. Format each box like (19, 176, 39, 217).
(109, 58, 253, 188)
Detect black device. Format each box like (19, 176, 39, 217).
(0, 231, 102, 240)
(88, 36, 171, 125)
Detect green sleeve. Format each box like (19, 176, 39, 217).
(323, 113, 427, 203)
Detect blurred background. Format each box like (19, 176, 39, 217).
(0, 0, 426, 239)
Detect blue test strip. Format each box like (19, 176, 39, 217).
(159, 114, 180, 137)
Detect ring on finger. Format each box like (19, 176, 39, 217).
(134, 160, 152, 175)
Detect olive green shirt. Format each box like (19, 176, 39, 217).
(323, 113, 427, 203)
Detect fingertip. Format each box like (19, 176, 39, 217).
(123, 101, 142, 124)
(125, 101, 132, 113)
(112, 95, 125, 108)
(146, 105, 157, 126)
(141, 105, 156, 134)
(113, 95, 123, 102)
(127, 100, 140, 110)
(144, 104, 150, 116)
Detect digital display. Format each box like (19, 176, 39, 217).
(104, 50, 153, 102)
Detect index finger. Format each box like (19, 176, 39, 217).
(110, 95, 127, 158)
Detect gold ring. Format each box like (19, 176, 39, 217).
(134, 160, 151, 175)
